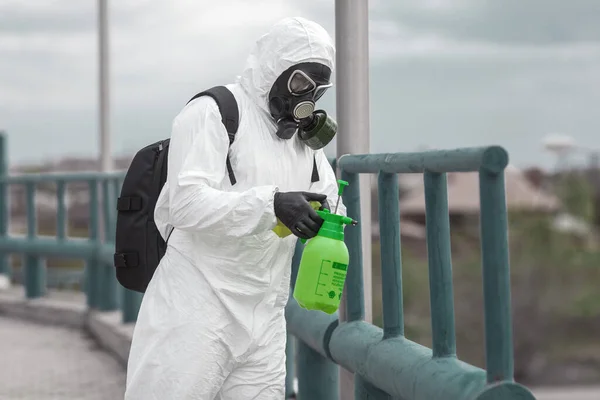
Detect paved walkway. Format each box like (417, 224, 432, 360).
(0, 316, 125, 400)
(0, 312, 599, 400)
(533, 386, 600, 400)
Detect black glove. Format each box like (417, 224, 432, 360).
(274, 191, 328, 239)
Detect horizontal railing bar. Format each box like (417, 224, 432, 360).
(0, 236, 114, 260)
(4, 233, 91, 241)
(329, 321, 487, 400)
(338, 146, 508, 174)
(0, 171, 126, 184)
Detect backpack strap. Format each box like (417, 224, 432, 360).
(185, 87, 319, 185)
(187, 86, 240, 185)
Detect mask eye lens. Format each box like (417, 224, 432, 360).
(288, 71, 316, 95)
(313, 84, 332, 101)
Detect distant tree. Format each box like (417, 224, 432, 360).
(558, 172, 594, 222)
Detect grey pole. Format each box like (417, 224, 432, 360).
(335, 1, 372, 398)
(588, 151, 600, 228)
(98, 0, 112, 172)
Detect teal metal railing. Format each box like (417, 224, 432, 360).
(285, 147, 537, 399)
(0, 131, 536, 399)
(0, 133, 142, 322)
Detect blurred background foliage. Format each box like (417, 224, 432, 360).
(370, 172, 600, 386)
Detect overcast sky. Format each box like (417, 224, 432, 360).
(1, 0, 599, 169)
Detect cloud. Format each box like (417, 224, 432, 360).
(375, 0, 600, 45)
(368, 0, 600, 61)
(0, 0, 331, 163)
(0, 1, 95, 34)
(0, 0, 309, 110)
(1, 0, 600, 169)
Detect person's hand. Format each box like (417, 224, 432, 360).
(274, 191, 328, 239)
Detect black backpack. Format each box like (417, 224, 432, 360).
(113, 86, 240, 293)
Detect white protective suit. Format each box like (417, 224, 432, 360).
(125, 17, 345, 400)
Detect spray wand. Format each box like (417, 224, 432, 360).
(333, 179, 357, 225)
(333, 179, 347, 214)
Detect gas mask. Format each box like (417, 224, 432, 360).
(268, 62, 337, 150)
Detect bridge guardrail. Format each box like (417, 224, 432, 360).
(286, 146, 536, 399)
(0, 132, 536, 399)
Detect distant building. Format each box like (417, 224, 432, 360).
(398, 165, 560, 223)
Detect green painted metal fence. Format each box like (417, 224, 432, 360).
(0, 131, 536, 399)
(0, 133, 142, 322)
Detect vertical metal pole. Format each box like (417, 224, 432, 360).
(336, 1, 371, 397)
(589, 151, 600, 228)
(378, 172, 403, 339)
(25, 182, 45, 298)
(100, 179, 118, 311)
(0, 133, 10, 283)
(98, 0, 112, 173)
(340, 171, 364, 322)
(424, 172, 456, 358)
(479, 170, 514, 383)
(296, 341, 340, 400)
(112, 178, 123, 309)
(97, 0, 114, 314)
(87, 179, 101, 309)
(56, 181, 67, 240)
(286, 241, 301, 399)
(122, 289, 143, 323)
(285, 334, 296, 399)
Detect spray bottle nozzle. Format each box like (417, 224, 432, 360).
(334, 179, 348, 215)
(299, 179, 357, 244)
(337, 180, 348, 196)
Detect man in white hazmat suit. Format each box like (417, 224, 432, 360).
(124, 17, 345, 399)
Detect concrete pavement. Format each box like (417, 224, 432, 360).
(0, 316, 125, 400)
(1, 297, 599, 400)
(533, 386, 600, 400)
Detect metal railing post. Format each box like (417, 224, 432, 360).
(122, 289, 143, 323)
(378, 172, 404, 340)
(0, 132, 9, 280)
(296, 340, 339, 400)
(56, 180, 67, 240)
(340, 170, 364, 322)
(285, 334, 296, 399)
(87, 179, 101, 308)
(479, 168, 514, 383)
(99, 178, 118, 311)
(24, 182, 45, 298)
(424, 172, 457, 358)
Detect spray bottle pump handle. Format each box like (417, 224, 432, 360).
(337, 180, 349, 196)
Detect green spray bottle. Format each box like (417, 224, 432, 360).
(293, 180, 358, 314)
